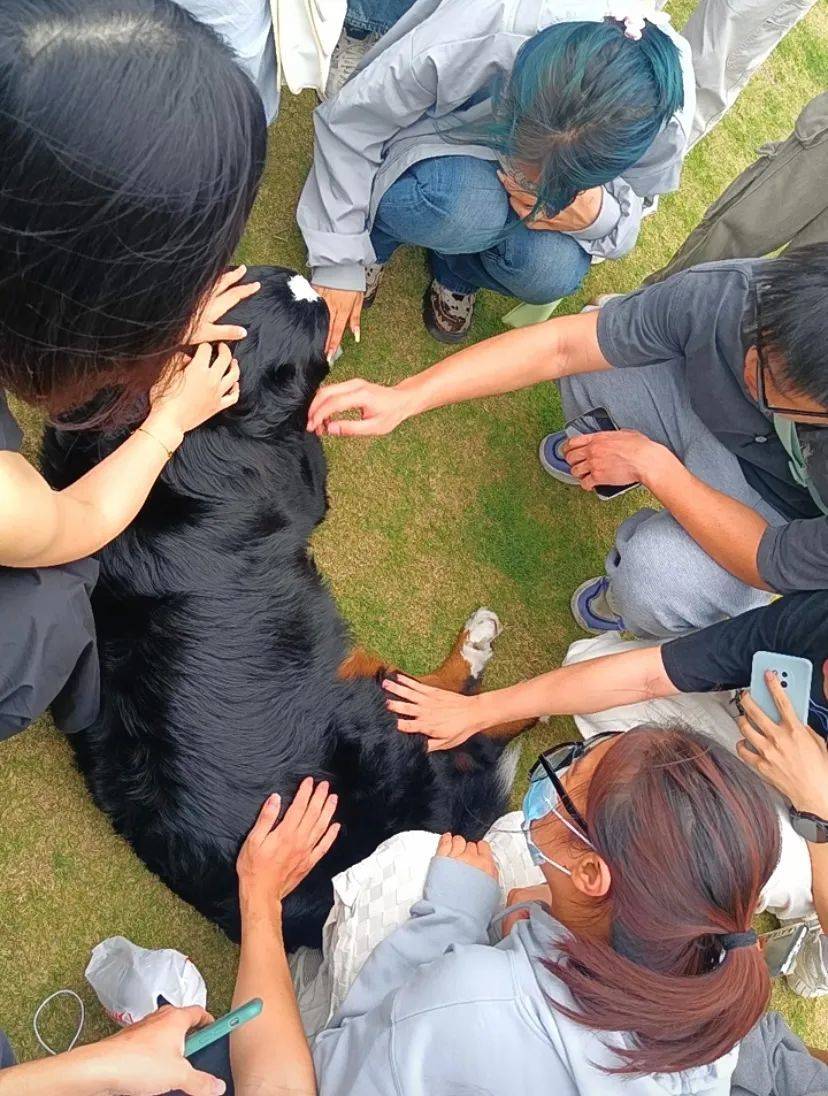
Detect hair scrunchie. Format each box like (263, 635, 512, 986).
(605, 0, 672, 40)
(719, 930, 758, 952)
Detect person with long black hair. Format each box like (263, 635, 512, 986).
(0, 0, 267, 740)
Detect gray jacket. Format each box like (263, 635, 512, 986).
(312, 856, 740, 1095)
(298, 0, 696, 292)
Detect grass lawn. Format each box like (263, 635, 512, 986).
(2, 3, 827, 1060)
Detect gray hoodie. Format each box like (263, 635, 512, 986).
(298, 0, 696, 292)
(312, 856, 739, 1095)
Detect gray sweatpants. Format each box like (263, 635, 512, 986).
(558, 364, 786, 639)
(681, 0, 819, 146)
(733, 1012, 828, 1096)
(647, 93, 828, 283)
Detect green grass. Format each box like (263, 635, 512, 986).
(3, 6, 827, 1059)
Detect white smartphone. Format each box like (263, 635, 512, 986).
(749, 651, 813, 724)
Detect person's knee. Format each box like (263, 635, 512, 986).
(609, 519, 714, 638)
(486, 230, 590, 303)
(610, 517, 772, 639)
(380, 158, 508, 253)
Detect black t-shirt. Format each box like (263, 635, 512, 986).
(662, 592, 828, 736)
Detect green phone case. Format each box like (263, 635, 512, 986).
(184, 997, 263, 1058)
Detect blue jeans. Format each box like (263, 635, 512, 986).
(345, 0, 415, 36)
(371, 156, 592, 300)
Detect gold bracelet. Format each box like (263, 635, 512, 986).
(137, 426, 175, 461)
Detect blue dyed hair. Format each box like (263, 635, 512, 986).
(475, 18, 684, 217)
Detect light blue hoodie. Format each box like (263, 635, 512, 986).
(312, 856, 739, 1095)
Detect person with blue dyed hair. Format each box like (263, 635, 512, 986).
(298, 0, 694, 354)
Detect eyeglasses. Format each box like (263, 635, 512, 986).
(753, 284, 828, 422)
(521, 732, 620, 864)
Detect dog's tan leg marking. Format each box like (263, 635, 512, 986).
(338, 611, 536, 743)
(337, 648, 387, 680)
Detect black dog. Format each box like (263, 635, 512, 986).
(42, 267, 510, 948)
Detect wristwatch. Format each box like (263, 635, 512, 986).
(790, 805, 828, 844)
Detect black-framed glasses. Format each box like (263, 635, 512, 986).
(527, 731, 620, 837)
(753, 284, 828, 422)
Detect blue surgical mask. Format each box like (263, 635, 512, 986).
(522, 770, 593, 876)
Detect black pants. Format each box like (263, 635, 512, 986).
(0, 559, 100, 739)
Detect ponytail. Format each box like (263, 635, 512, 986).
(547, 728, 778, 1075)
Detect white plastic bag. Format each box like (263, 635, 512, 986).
(85, 936, 207, 1026)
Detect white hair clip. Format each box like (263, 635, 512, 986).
(606, 1, 672, 40)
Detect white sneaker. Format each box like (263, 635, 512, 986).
(785, 915, 828, 998)
(325, 31, 379, 98)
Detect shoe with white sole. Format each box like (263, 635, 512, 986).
(571, 576, 625, 634)
(786, 915, 828, 998)
(325, 31, 379, 98)
(539, 431, 578, 485)
(423, 279, 476, 344)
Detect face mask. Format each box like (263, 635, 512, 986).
(522, 772, 593, 876)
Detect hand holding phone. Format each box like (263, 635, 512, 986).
(749, 652, 812, 724)
(564, 406, 641, 501)
(184, 998, 263, 1058)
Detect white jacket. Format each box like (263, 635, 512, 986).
(177, 0, 346, 122)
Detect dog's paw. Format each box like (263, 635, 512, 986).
(460, 608, 502, 680)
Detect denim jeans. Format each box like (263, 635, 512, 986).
(345, 0, 416, 36)
(371, 156, 592, 301)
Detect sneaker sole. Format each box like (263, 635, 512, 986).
(422, 288, 472, 345)
(538, 436, 579, 485)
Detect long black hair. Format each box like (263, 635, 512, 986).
(0, 0, 266, 424)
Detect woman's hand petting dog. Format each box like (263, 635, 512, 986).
(188, 265, 261, 345)
(436, 833, 499, 881)
(237, 778, 341, 913)
(563, 429, 678, 492)
(312, 285, 364, 361)
(737, 673, 828, 819)
(385, 673, 484, 751)
(147, 342, 242, 450)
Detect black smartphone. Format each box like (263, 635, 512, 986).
(564, 406, 641, 501)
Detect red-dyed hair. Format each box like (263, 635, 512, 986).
(547, 726, 779, 1075)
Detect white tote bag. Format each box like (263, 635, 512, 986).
(271, 0, 347, 95)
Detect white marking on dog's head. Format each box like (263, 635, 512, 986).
(288, 275, 320, 303)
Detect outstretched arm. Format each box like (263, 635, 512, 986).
(307, 310, 608, 437)
(386, 645, 673, 750)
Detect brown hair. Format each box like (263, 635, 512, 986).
(547, 726, 778, 1075)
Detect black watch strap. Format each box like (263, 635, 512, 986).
(790, 806, 828, 844)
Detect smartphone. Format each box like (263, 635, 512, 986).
(760, 922, 809, 977)
(749, 651, 813, 724)
(564, 406, 641, 501)
(184, 998, 263, 1058)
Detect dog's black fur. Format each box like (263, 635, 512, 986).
(42, 267, 507, 948)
